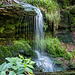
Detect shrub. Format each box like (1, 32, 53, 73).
(8, 39, 37, 57)
(38, 33, 72, 60)
(8, 40, 31, 54)
(0, 40, 37, 64)
(10, 40, 31, 51)
(45, 37, 72, 60)
(0, 55, 35, 75)
(45, 37, 64, 56)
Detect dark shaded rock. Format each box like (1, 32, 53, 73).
(68, 62, 75, 70)
(0, 6, 36, 18)
(34, 71, 75, 75)
(24, 50, 37, 57)
(19, 50, 24, 54)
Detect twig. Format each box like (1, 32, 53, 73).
(38, 57, 46, 72)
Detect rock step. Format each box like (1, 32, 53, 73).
(34, 71, 75, 75)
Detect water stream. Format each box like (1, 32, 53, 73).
(33, 5, 53, 72)
(14, 0, 62, 72)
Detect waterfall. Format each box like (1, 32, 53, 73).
(34, 8, 44, 51)
(14, 0, 53, 72)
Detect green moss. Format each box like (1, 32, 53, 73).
(0, 16, 19, 34)
(0, 39, 37, 64)
(8, 39, 36, 57)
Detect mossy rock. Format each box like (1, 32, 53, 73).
(7, 40, 37, 58)
(24, 49, 37, 57)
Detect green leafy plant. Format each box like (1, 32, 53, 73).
(63, 0, 70, 8)
(0, 55, 35, 75)
(0, 27, 5, 33)
(37, 33, 72, 60)
(44, 23, 48, 31)
(0, 62, 8, 75)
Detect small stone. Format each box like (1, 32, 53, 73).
(19, 50, 24, 54)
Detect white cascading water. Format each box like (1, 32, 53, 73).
(14, 0, 53, 72)
(34, 8, 53, 72)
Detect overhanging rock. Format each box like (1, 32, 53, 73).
(0, 1, 37, 18)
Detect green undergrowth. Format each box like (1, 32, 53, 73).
(0, 0, 23, 8)
(45, 38, 72, 60)
(9, 40, 32, 52)
(0, 39, 36, 64)
(8, 39, 37, 57)
(46, 39, 72, 60)
(38, 33, 72, 60)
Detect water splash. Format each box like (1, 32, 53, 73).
(35, 51, 53, 72)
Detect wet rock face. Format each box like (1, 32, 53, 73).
(0, 5, 36, 18)
(57, 0, 63, 3)
(58, 11, 69, 30)
(58, 5, 75, 31)
(0, 0, 25, 17)
(0, 15, 35, 41)
(0, 0, 37, 40)
(0, 0, 37, 17)
(70, 5, 75, 31)
(0, 6, 24, 17)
